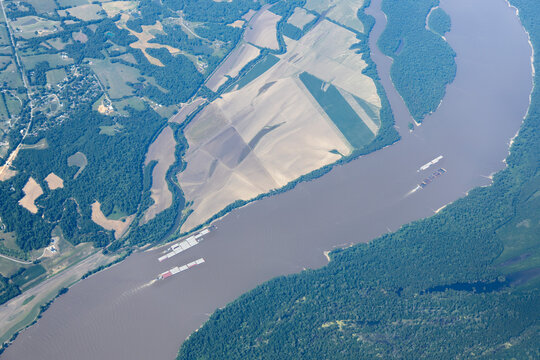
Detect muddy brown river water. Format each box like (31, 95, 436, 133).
(1, 0, 533, 358)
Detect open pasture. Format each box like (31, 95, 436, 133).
(305, 0, 365, 33)
(0, 63, 23, 87)
(21, 53, 73, 70)
(58, 4, 105, 21)
(25, 0, 57, 14)
(0, 91, 23, 118)
(10, 16, 62, 39)
(0, 22, 10, 46)
(47, 37, 71, 50)
(89, 59, 140, 99)
(111, 97, 145, 115)
(46, 69, 67, 85)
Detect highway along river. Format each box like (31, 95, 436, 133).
(1, 0, 533, 358)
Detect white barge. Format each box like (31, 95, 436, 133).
(158, 228, 210, 262)
(418, 155, 443, 172)
(158, 258, 205, 280)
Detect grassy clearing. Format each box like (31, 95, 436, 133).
(0, 56, 13, 68)
(58, 4, 105, 21)
(26, 0, 57, 13)
(99, 123, 124, 136)
(21, 53, 73, 70)
(90, 59, 140, 99)
(107, 205, 128, 220)
(112, 96, 145, 115)
(0, 258, 23, 278)
(0, 63, 23, 88)
(21, 294, 35, 305)
(0, 23, 10, 46)
(47, 37, 71, 50)
(67, 151, 87, 179)
(10, 16, 62, 39)
(0, 95, 8, 120)
(299, 72, 374, 149)
(46, 68, 67, 85)
(152, 104, 178, 119)
(39, 238, 95, 276)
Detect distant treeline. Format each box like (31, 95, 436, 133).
(177, 1, 540, 358)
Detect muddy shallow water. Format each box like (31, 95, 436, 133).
(1, 0, 533, 358)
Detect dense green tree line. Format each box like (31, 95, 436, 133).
(0, 275, 20, 306)
(126, 125, 188, 245)
(428, 7, 451, 36)
(0, 178, 54, 251)
(177, 1, 540, 358)
(8, 103, 165, 250)
(378, 0, 456, 121)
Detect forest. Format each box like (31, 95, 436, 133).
(177, 0, 540, 358)
(428, 7, 452, 36)
(378, 0, 456, 122)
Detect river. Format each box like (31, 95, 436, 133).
(1, 0, 533, 358)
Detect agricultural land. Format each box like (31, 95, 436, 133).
(0, 0, 460, 348)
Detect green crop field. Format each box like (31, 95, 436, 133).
(235, 54, 279, 90)
(299, 72, 375, 149)
(11, 265, 46, 288)
(353, 95, 381, 127)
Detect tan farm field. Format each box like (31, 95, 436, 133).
(18, 177, 43, 214)
(91, 202, 134, 239)
(178, 19, 381, 231)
